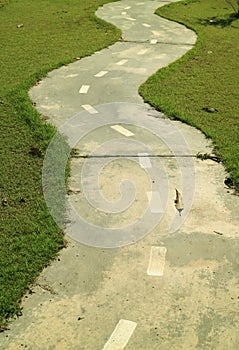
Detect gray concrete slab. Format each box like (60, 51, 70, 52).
(97, 0, 196, 44)
(1, 0, 239, 349)
(29, 41, 194, 127)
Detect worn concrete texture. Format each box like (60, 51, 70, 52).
(1, 0, 238, 349)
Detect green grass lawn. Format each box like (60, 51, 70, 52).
(0, 0, 120, 329)
(140, 0, 239, 189)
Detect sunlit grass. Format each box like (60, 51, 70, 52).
(0, 0, 120, 328)
(140, 0, 239, 188)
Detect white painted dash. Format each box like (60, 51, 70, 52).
(41, 104, 59, 110)
(116, 59, 128, 66)
(94, 70, 108, 78)
(79, 85, 90, 94)
(138, 153, 152, 169)
(137, 48, 148, 56)
(111, 125, 134, 137)
(65, 73, 79, 78)
(121, 11, 127, 15)
(124, 6, 131, 10)
(102, 319, 137, 350)
(150, 39, 158, 45)
(81, 104, 98, 114)
(143, 23, 151, 28)
(126, 17, 136, 21)
(147, 191, 163, 213)
(147, 246, 167, 276)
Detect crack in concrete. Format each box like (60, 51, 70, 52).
(71, 154, 198, 159)
(118, 38, 194, 46)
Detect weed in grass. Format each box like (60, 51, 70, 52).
(226, 0, 239, 16)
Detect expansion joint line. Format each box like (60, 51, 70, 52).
(70, 154, 221, 162)
(71, 154, 198, 159)
(118, 38, 194, 46)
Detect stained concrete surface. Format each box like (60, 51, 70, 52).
(0, 0, 238, 349)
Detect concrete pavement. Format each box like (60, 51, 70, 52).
(1, 1, 238, 349)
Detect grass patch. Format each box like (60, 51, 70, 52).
(0, 0, 120, 327)
(140, 0, 239, 189)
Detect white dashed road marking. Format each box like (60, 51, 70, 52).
(147, 246, 167, 276)
(147, 191, 163, 213)
(79, 85, 90, 94)
(65, 73, 79, 78)
(94, 70, 108, 78)
(40, 104, 59, 110)
(137, 48, 148, 55)
(126, 17, 136, 21)
(102, 319, 137, 350)
(124, 6, 131, 10)
(81, 104, 98, 114)
(150, 39, 157, 44)
(116, 59, 128, 66)
(138, 153, 152, 169)
(142, 23, 151, 28)
(111, 125, 134, 137)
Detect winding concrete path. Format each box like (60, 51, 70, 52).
(28, 0, 196, 127)
(1, 1, 239, 349)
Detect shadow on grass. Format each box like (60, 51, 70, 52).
(197, 12, 239, 28)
